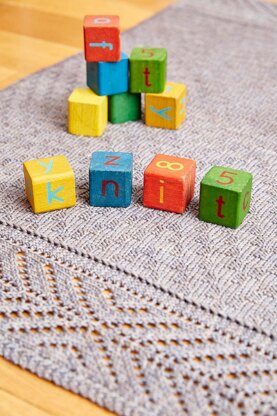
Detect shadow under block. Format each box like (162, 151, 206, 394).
(145, 81, 187, 129)
(199, 166, 253, 228)
(83, 15, 120, 62)
(89, 152, 133, 207)
(130, 47, 167, 93)
(143, 154, 196, 214)
(109, 92, 141, 123)
(87, 52, 128, 96)
(68, 88, 108, 137)
(23, 155, 76, 214)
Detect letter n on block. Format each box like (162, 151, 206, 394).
(143, 154, 196, 214)
(89, 152, 133, 207)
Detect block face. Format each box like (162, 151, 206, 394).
(23, 155, 76, 214)
(89, 152, 133, 207)
(109, 92, 141, 123)
(87, 53, 129, 96)
(68, 88, 107, 137)
(143, 154, 196, 214)
(130, 47, 167, 93)
(145, 82, 187, 130)
(199, 166, 253, 228)
(83, 15, 120, 62)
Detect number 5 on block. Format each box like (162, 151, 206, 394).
(199, 166, 253, 228)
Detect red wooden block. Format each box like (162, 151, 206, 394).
(83, 15, 120, 62)
(143, 154, 196, 214)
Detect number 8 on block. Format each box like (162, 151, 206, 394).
(199, 166, 253, 228)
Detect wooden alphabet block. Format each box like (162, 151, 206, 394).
(83, 15, 120, 62)
(199, 166, 253, 228)
(109, 92, 141, 124)
(23, 155, 76, 214)
(143, 154, 196, 214)
(145, 82, 187, 130)
(130, 47, 167, 93)
(89, 152, 133, 207)
(87, 52, 128, 96)
(68, 87, 107, 137)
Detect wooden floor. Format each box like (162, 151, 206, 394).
(0, 0, 174, 88)
(0, 0, 275, 415)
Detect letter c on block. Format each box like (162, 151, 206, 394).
(243, 192, 249, 210)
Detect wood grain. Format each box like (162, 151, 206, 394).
(0, 357, 114, 416)
(0, 0, 175, 88)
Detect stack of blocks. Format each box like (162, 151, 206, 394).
(67, 15, 187, 136)
(23, 16, 253, 228)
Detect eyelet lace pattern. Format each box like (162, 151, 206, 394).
(0, 225, 276, 415)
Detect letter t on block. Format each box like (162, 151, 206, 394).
(143, 154, 196, 214)
(199, 166, 253, 228)
(89, 152, 133, 207)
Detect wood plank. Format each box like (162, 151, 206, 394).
(0, 357, 114, 416)
(0, 30, 79, 88)
(0, 65, 18, 86)
(0, 390, 52, 416)
(0, 0, 175, 88)
(0, 5, 83, 48)
(0, 0, 175, 20)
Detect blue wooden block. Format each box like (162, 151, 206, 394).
(89, 151, 133, 207)
(87, 52, 129, 96)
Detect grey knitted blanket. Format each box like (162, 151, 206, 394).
(0, 0, 277, 414)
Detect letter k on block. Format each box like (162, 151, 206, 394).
(23, 155, 76, 213)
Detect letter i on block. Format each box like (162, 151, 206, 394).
(23, 155, 76, 214)
(199, 166, 253, 228)
(145, 82, 187, 130)
(143, 154, 196, 214)
(89, 152, 133, 207)
(84, 15, 120, 62)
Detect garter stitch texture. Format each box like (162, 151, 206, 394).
(0, 0, 277, 415)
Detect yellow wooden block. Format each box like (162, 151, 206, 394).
(23, 155, 76, 214)
(145, 81, 187, 129)
(68, 87, 108, 137)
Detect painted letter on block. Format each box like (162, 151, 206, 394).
(199, 166, 253, 228)
(23, 155, 76, 214)
(89, 152, 133, 207)
(84, 15, 120, 62)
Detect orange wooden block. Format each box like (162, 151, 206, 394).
(143, 154, 196, 213)
(83, 15, 120, 62)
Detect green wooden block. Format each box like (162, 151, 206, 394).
(129, 47, 167, 93)
(108, 92, 141, 124)
(199, 166, 253, 229)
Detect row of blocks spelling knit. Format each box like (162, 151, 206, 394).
(23, 153, 253, 229)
